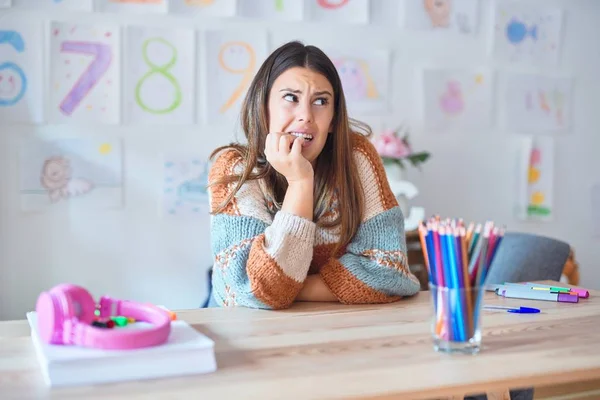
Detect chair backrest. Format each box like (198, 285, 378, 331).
(485, 232, 571, 285)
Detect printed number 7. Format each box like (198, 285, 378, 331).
(59, 41, 111, 116)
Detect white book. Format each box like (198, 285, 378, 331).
(26, 312, 217, 387)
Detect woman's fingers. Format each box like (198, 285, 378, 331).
(290, 136, 304, 156)
(279, 134, 294, 155)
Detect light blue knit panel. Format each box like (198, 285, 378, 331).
(210, 213, 271, 309)
(342, 206, 420, 297)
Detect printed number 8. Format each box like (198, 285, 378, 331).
(135, 38, 182, 114)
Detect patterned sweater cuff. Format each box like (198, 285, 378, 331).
(271, 211, 316, 243)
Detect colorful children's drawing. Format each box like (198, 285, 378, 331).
(328, 49, 389, 114)
(308, 0, 369, 24)
(49, 21, 120, 124)
(0, 21, 43, 123)
(422, 68, 493, 131)
(402, 0, 479, 35)
(169, 0, 236, 17)
(238, 0, 303, 20)
(492, 4, 563, 65)
(126, 26, 195, 124)
(96, 0, 167, 13)
(162, 155, 210, 217)
(11, 0, 92, 10)
(518, 137, 554, 221)
(20, 139, 123, 212)
(204, 30, 267, 124)
(505, 73, 571, 132)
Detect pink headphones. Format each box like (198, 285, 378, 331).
(35, 284, 172, 350)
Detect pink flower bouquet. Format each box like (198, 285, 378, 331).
(372, 126, 430, 170)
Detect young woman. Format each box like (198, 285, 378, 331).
(206, 41, 421, 309)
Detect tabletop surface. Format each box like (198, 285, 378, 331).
(1, 281, 599, 400)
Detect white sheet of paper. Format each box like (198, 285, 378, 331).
(49, 21, 120, 124)
(0, 19, 44, 124)
(238, 0, 303, 21)
(169, 0, 236, 17)
(401, 0, 479, 34)
(307, 0, 369, 24)
(516, 136, 554, 222)
(203, 30, 268, 125)
(125, 26, 195, 125)
(505, 73, 572, 133)
(421, 68, 493, 132)
(592, 184, 600, 238)
(20, 138, 123, 212)
(95, 0, 167, 13)
(492, 3, 563, 65)
(325, 48, 390, 115)
(12, 0, 93, 10)
(162, 155, 210, 218)
(370, 0, 399, 25)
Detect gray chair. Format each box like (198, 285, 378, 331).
(485, 232, 571, 285)
(471, 232, 569, 400)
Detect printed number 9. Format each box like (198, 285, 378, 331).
(218, 41, 255, 113)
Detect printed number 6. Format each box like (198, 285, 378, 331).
(0, 30, 28, 107)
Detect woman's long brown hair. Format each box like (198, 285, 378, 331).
(209, 41, 371, 254)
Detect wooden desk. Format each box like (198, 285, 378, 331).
(1, 281, 599, 400)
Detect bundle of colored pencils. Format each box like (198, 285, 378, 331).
(418, 216, 505, 342)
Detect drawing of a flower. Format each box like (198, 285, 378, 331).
(371, 125, 431, 170)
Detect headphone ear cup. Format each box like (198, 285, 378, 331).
(36, 289, 64, 345)
(55, 284, 97, 325)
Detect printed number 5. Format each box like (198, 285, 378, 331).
(59, 41, 111, 116)
(317, 0, 349, 9)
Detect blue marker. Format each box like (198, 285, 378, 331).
(483, 305, 540, 314)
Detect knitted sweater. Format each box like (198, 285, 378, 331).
(207, 134, 421, 309)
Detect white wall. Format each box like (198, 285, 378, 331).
(1, 0, 599, 321)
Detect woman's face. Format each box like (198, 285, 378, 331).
(267, 67, 335, 164)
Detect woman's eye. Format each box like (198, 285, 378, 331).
(283, 94, 297, 102)
(313, 97, 328, 106)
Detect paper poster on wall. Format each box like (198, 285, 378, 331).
(401, 0, 479, 35)
(592, 184, 600, 238)
(204, 30, 267, 125)
(162, 155, 210, 218)
(505, 73, 572, 133)
(12, 0, 93, 10)
(95, 0, 167, 13)
(421, 68, 493, 131)
(125, 26, 195, 125)
(169, 0, 236, 17)
(307, 0, 369, 24)
(325, 48, 390, 115)
(492, 3, 563, 65)
(49, 21, 120, 124)
(238, 0, 303, 21)
(20, 138, 123, 212)
(516, 136, 554, 222)
(0, 20, 44, 124)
